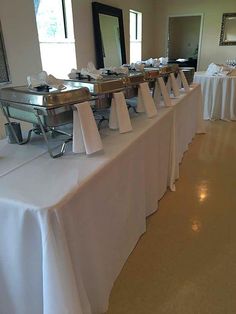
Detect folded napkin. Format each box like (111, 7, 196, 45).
(179, 70, 190, 92)
(153, 59, 160, 67)
(227, 69, 236, 76)
(159, 57, 168, 65)
(154, 77, 172, 107)
(144, 58, 160, 67)
(27, 71, 48, 88)
(81, 62, 103, 80)
(109, 92, 133, 133)
(73, 102, 103, 155)
(130, 62, 145, 71)
(46, 74, 65, 90)
(68, 68, 78, 79)
(170, 73, 180, 97)
(106, 66, 129, 75)
(27, 71, 65, 90)
(137, 82, 158, 118)
(206, 63, 222, 76)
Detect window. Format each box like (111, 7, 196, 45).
(34, 0, 76, 78)
(0, 21, 10, 84)
(129, 10, 142, 63)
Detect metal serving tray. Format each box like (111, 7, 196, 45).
(0, 85, 91, 108)
(123, 72, 145, 99)
(0, 85, 91, 127)
(143, 68, 160, 80)
(65, 76, 126, 109)
(0, 84, 93, 158)
(65, 76, 124, 94)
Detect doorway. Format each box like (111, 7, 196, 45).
(168, 15, 203, 70)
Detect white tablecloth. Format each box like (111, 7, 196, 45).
(0, 84, 205, 314)
(194, 71, 236, 120)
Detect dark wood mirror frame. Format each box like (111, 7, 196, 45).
(219, 13, 236, 46)
(0, 21, 11, 85)
(92, 2, 126, 68)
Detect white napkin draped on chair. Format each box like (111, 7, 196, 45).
(73, 102, 103, 154)
(136, 82, 158, 118)
(109, 92, 133, 133)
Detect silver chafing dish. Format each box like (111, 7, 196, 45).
(0, 83, 92, 158)
(65, 73, 126, 129)
(123, 71, 145, 99)
(67, 69, 145, 105)
(143, 68, 161, 91)
(66, 70, 146, 126)
(65, 74, 125, 109)
(144, 64, 179, 79)
(179, 67, 195, 84)
(143, 64, 180, 91)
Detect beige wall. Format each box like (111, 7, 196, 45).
(0, 0, 42, 86)
(155, 0, 236, 70)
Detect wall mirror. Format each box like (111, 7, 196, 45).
(0, 21, 11, 85)
(92, 2, 126, 68)
(220, 13, 236, 45)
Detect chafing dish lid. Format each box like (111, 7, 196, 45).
(0, 85, 92, 108)
(65, 77, 125, 94)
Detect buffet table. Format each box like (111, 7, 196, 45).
(0, 84, 205, 314)
(194, 71, 236, 120)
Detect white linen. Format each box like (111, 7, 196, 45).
(194, 71, 236, 120)
(0, 110, 171, 314)
(169, 84, 206, 186)
(0, 85, 204, 314)
(109, 92, 133, 133)
(137, 82, 158, 118)
(0, 137, 53, 177)
(73, 102, 103, 154)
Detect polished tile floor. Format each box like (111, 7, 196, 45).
(107, 121, 236, 314)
